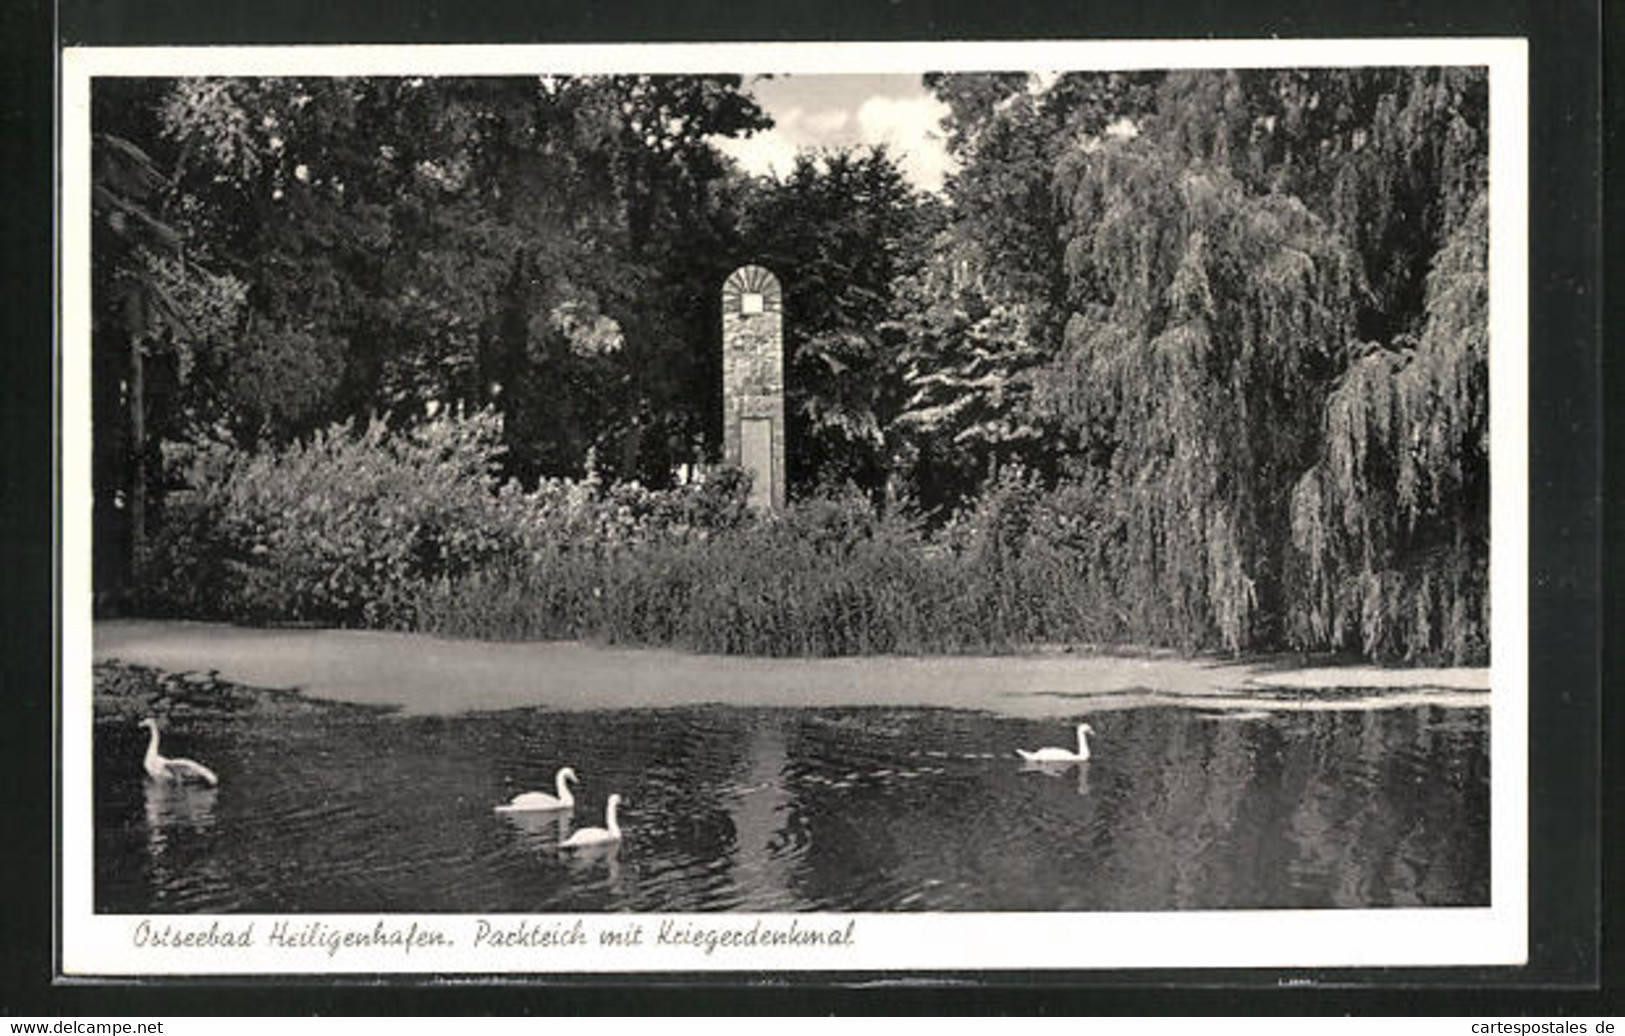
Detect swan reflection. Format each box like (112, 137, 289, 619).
(500, 808, 571, 850)
(560, 839, 623, 885)
(1019, 758, 1091, 796)
(140, 779, 221, 905)
(143, 779, 217, 853)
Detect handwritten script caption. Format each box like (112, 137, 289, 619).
(130, 916, 857, 961)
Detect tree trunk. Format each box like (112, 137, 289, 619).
(619, 415, 644, 480)
(125, 293, 147, 585)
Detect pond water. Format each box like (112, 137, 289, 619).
(96, 700, 1488, 913)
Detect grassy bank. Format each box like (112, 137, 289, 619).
(93, 622, 1490, 719)
(410, 515, 1119, 657)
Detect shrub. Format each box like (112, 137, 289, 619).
(149, 410, 519, 625)
(147, 409, 763, 630)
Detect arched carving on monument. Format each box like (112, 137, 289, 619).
(721, 264, 782, 315)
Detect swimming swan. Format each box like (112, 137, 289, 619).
(1016, 722, 1094, 763)
(138, 717, 219, 786)
(561, 794, 623, 849)
(496, 766, 578, 813)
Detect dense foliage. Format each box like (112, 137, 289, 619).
(147, 410, 1133, 655)
(96, 68, 1491, 662)
(146, 409, 756, 628)
(907, 67, 1490, 661)
(1287, 194, 1489, 660)
(1040, 144, 1364, 651)
(725, 149, 942, 493)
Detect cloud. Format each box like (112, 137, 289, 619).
(853, 93, 955, 192)
(711, 80, 957, 193)
(712, 104, 828, 179)
(802, 108, 851, 134)
(713, 126, 801, 180)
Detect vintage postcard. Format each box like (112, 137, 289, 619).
(59, 38, 1528, 976)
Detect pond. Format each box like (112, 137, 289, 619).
(95, 691, 1489, 913)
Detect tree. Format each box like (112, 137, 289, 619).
(1288, 193, 1489, 661)
(917, 68, 1490, 658)
(1039, 139, 1364, 651)
(92, 82, 249, 594)
(1144, 68, 1490, 658)
(738, 147, 937, 495)
(926, 70, 1162, 312)
(1152, 68, 1487, 342)
(903, 71, 1165, 498)
(512, 75, 769, 484)
(91, 73, 769, 603)
(887, 225, 1049, 515)
(97, 74, 768, 479)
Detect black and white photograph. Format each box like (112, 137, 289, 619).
(58, 39, 1530, 975)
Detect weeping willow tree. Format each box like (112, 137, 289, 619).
(907, 68, 1487, 660)
(1041, 141, 1364, 652)
(1288, 193, 1488, 662)
(1152, 67, 1488, 345)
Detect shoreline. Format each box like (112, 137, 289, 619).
(90, 619, 1490, 719)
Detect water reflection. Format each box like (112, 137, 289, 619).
(560, 841, 623, 886)
(1019, 759, 1092, 797)
(142, 779, 218, 901)
(134, 776, 231, 910)
(722, 722, 798, 910)
(499, 808, 571, 851)
(96, 703, 1489, 914)
(143, 779, 218, 842)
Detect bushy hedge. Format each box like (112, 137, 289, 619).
(147, 412, 518, 626)
(144, 409, 752, 628)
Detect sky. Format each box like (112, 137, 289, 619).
(710, 73, 956, 193)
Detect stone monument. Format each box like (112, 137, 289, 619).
(721, 264, 786, 510)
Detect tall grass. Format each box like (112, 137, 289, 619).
(413, 480, 1128, 657)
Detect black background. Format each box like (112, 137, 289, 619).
(1, 0, 1611, 1016)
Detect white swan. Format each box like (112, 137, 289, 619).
(138, 717, 219, 786)
(1016, 722, 1094, 762)
(561, 793, 623, 849)
(495, 766, 578, 813)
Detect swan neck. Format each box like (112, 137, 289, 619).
(1077, 727, 1091, 759)
(606, 799, 620, 837)
(556, 770, 574, 805)
(144, 724, 161, 763)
